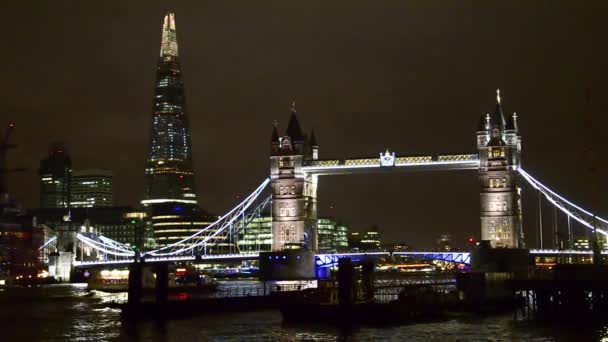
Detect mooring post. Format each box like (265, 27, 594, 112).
(338, 258, 355, 310)
(155, 262, 169, 307)
(128, 261, 143, 306)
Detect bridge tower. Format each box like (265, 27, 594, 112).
(303, 129, 319, 252)
(477, 90, 523, 248)
(270, 103, 317, 251)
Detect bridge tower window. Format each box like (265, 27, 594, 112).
(491, 148, 505, 158)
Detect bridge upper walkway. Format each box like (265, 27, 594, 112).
(302, 153, 479, 175)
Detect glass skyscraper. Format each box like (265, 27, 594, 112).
(141, 12, 217, 248)
(143, 12, 196, 204)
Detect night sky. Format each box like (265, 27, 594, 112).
(3, 1, 607, 248)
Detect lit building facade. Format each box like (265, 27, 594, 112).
(39, 145, 71, 209)
(237, 216, 273, 253)
(349, 226, 382, 251)
(476, 90, 523, 248)
(436, 234, 452, 251)
(317, 218, 349, 252)
(70, 169, 113, 208)
(573, 239, 590, 250)
(148, 204, 217, 249)
(0, 213, 45, 282)
(236, 216, 347, 253)
(141, 12, 212, 247)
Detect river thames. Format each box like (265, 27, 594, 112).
(1, 284, 606, 341)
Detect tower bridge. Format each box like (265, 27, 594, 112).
(38, 89, 608, 276)
(269, 90, 524, 253)
(45, 96, 601, 281)
(34, 17, 607, 275)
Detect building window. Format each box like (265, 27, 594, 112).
(290, 186, 295, 194)
(492, 148, 505, 158)
(280, 158, 293, 167)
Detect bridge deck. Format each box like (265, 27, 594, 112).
(302, 153, 480, 175)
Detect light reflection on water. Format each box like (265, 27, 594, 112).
(0, 283, 605, 341)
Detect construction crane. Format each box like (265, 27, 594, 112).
(0, 122, 25, 197)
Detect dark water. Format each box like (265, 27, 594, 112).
(0, 284, 606, 341)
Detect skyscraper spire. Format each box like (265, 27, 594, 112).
(142, 12, 212, 249)
(160, 12, 179, 57)
(144, 11, 195, 204)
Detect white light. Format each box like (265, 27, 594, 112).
(140, 199, 198, 205)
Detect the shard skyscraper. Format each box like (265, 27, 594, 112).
(142, 13, 212, 248)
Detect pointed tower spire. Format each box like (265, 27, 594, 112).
(309, 129, 318, 160)
(271, 120, 279, 142)
(477, 113, 490, 132)
(505, 111, 519, 133)
(160, 12, 179, 57)
(285, 100, 304, 142)
(309, 129, 318, 147)
(491, 89, 506, 131)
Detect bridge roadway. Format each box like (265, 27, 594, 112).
(72, 251, 467, 268)
(71, 249, 599, 268)
(301, 153, 480, 175)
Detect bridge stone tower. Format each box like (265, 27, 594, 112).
(270, 104, 318, 251)
(477, 90, 523, 248)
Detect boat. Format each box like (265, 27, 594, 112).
(279, 282, 457, 325)
(86, 266, 218, 293)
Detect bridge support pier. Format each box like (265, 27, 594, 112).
(338, 258, 355, 309)
(259, 249, 315, 280)
(128, 262, 143, 306)
(155, 263, 169, 307)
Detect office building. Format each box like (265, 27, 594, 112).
(39, 145, 71, 209)
(70, 169, 113, 208)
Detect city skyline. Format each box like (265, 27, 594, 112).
(2, 2, 607, 247)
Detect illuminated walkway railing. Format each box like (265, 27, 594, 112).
(303, 153, 480, 174)
(145, 178, 270, 257)
(72, 178, 271, 261)
(73, 252, 261, 267)
(315, 251, 471, 268)
(518, 168, 608, 236)
(38, 236, 57, 250)
(529, 249, 608, 255)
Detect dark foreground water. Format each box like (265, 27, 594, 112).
(1, 284, 607, 341)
